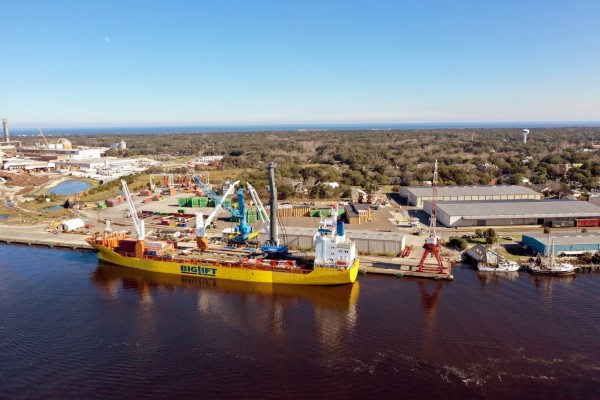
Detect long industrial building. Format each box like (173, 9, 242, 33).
(522, 233, 600, 256)
(400, 185, 541, 208)
(423, 199, 600, 227)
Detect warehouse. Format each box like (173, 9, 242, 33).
(400, 185, 541, 208)
(256, 227, 406, 256)
(522, 233, 600, 256)
(423, 199, 600, 227)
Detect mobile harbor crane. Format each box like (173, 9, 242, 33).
(194, 180, 238, 250)
(193, 176, 259, 247)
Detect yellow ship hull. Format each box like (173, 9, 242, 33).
(90, 243, 359, 286)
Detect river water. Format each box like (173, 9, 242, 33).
(1, 246, 599, 399)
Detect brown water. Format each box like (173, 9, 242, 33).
(1, 246, 599, 399)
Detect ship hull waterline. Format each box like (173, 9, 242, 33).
(90, 244, 359, 286)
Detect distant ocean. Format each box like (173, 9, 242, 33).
(8, 121, 600, 136)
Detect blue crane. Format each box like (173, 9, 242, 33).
(193, 176, 257, 245)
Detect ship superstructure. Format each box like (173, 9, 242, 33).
(314, 209, 357, 269)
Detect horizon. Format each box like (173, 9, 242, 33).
(3, 1, 600, 126)
(6, 120, 600, 136)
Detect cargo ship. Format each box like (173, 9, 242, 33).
(87, 164, 359, 285)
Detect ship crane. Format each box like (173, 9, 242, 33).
(195, 180, 239, 250)
(121, 179, 146, 257)
(193, 176, 258, 246)
(417, 160, 445, 273)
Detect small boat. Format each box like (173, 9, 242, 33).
(527, 236, 575, 275)
(478, 259, 520, 272)
(476, 238, 521, 272)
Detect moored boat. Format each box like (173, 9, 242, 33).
(477, 259, 520, 272)
(527, 237, 575, 275)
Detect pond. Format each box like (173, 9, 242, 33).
(46, 180, 91, 195)
(42, 205, 64, 211)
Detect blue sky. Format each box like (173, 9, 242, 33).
(2, 1, 599, 127)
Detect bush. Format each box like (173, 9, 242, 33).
(448, 236, 468, 251)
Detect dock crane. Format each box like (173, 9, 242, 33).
(417, 160, 445, 273)
(121, 179, 146, 257)
(195, 180, 239, 250)
(193, 176, 258, 246)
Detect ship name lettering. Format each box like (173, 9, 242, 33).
(180, 265, 217, 276)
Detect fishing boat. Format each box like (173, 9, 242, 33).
(87, 164, 359, 286)
(476, 238, 520, 272)
(477, 258, 520, 272)
(528, 237, 575, 275)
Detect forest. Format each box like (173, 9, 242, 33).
(24, 127, 600, 200)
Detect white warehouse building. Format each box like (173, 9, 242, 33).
(400, 185, 541, 208)
(423, 199, 600, 227)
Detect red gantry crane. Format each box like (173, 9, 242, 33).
(417, 160, 445, 273)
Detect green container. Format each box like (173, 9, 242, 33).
(178, 197, 187, 207)
(178, 209, 185, 214)
(310, 209, 319, 217)
(97, 201, 106, 207)
(319, 209, 331, 217)
(207, 199, 215, 207)
(224, 199, 232, 207)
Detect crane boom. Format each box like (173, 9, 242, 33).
(121, 179, 145, 240)
(193, 175, 256, 245)
(38, 128, 49, 147)
(195, 180, 238, 249)
(246, 182, 270, 236)
(193, 176, 243, 218)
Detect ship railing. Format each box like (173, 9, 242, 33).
(114, 250, 311, 274)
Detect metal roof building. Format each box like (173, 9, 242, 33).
(423, 199, 600, 227)
(400, 185, 541, 208)
(522, 233, 600, 255)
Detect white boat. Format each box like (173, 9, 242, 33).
(476, 239, 521, 272)
(478, 259, 520, 272)
(528, 237, 575, 275)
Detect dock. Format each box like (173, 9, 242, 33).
(359, 256, 453, 280)
(0, 229, 94, 251)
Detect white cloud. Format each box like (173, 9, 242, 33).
(104, 36, 110, 43)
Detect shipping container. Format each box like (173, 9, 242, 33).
(575, 218, 600, 227)
(142, 197, 153, 203)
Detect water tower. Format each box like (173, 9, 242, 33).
(521, 129, 529, 144)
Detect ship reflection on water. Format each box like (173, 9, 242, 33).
(92, 262, 360, 347)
